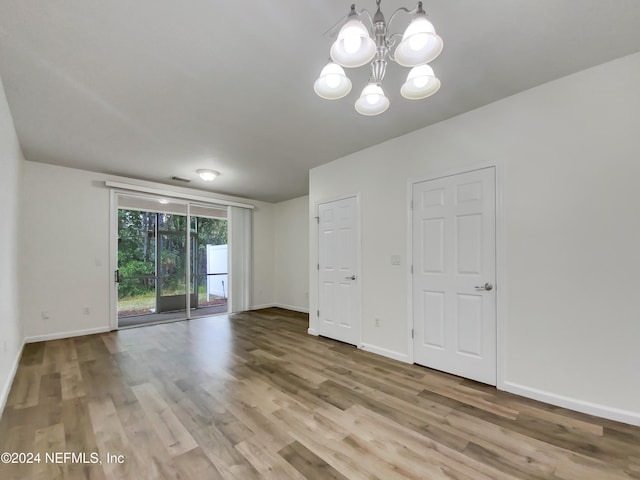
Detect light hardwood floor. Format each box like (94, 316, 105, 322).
(1, 308, 639, 479)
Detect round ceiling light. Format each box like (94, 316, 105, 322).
(197, 169, 219, 181)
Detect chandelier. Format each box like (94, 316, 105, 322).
(314, 0, 442, 116)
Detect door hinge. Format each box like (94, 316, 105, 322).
(315, 216, 320, 224)
(410, 265, 413, 274)
(317, 310, 320, 317)
(114, 269, 120, 283)
(410, 200, 413, 210)
(317, 263, 320, 270)
(411, 329, 414, 339)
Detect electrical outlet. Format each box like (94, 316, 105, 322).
(83, 307, 90, 315)
(41, 310, 50, 320)
(375, 318, 381, 327)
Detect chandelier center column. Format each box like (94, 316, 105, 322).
(371, 8, 388, 83)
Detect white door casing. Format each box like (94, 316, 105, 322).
(318, 196, 360, 346)
(412, 167, 497, 385)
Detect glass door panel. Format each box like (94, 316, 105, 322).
(156, 213, 191, 314)
(191, 213, 228, 317)
(117, 210, 157, 319)
(117, 194, 188, 327)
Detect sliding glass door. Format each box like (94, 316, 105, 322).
(190, 213, 228, 317)
(116, 194, 228, 328)
(156, 213, 191, 314)
(117, 209, 158, 321)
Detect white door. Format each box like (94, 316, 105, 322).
(318, 197, 360, 346)
(412, 167, 496, 385)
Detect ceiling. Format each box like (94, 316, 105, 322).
(1, 1, 640, 203)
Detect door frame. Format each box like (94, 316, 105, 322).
(109, 189, 118, 330)
(109, 191, 192, 330)
(315, 194, 362, 347)
(407, 164, 507, 388)
(109, 190, 232, 330)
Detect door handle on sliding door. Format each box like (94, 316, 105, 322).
(345, 275, 357, 280)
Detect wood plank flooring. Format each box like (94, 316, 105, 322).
(1, 307, 639, 479)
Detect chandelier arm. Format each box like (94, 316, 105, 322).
(322, 12, 350, 40)
(324, 8, 374, 40)
(385, 6, 417, 37)
(357, 8, 374, 34)
(385, 32, 403, 61)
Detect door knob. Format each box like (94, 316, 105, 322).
(345, 275, 357, 280)
(474, 282, 493, 291)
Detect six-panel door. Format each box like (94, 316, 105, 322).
(412, 168, 497, 385)
(318, 196, 360, 346)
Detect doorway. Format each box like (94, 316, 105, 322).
(412, 167, 497, 385)
(116, 194, 228, 328)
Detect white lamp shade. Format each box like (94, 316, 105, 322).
(197, 169, 219, 181)
(394, 15, 443, 67)
(314, 62, 352, 100)
(355, 83, 390, 116)
(401, 64, 441, 100)
(330, 17, 376, 68)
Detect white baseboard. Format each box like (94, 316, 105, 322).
(307, 328, 318, 336)
(251, 304, 309, 314)
(0, 341, 24, 415)
(24, 326, 111, 344)
(359, 343, 411, 364)
(249, 303, 275, 311)
(273, 303, 309, 314)
(502, 381, 640, 427)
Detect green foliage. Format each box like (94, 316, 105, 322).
(118, 209, 155, 265)
(118, 260, 155, 298)
(117, 209, 228, 300)
(193, 216, 227, 245)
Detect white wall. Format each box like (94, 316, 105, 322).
(309, 52, 640, 424)
(20, 162, 275, 340)
(0, 75, 24, 410)
(274, 196, 309, 312)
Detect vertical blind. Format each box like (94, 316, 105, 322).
(228, 206, 252, 313)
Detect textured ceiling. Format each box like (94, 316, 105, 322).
(1, 1, 640, 202)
